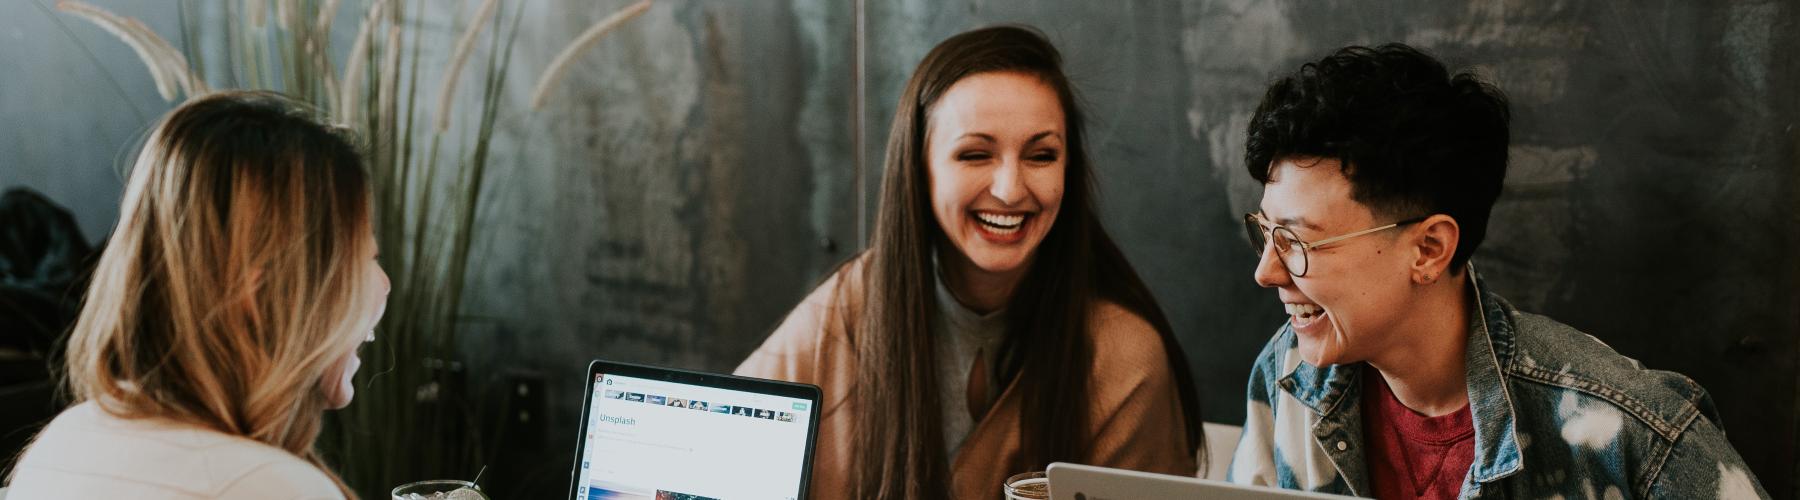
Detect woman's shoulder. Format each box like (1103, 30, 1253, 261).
(733, 255, 866, 378)
(770, 256, 865, 340)
(797, 255, 868, 320)
(217, 460, 344, 499)
(1080, 299, 1185, 407)
(10, 401, 342, 499)
(1073, 300, 1196, 473)
(1085, 300, 1169, 368)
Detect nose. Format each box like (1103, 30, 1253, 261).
(988, 155, 1025, 205)
(1252, 240, 1292, 289)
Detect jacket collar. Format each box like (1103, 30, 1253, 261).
(1461, 265, 1524, 483)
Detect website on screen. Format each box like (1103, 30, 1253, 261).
(573, 373, 812, 500)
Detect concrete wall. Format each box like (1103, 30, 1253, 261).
(0, 2, 173, 241)
(3, 0, 1794, 497)
(455, 1, 858, 493)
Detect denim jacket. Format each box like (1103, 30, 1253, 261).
(1226, 268, 1770, 499)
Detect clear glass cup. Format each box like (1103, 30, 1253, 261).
(391, 480, 488, 500)
(1003, 471, 1050, 500)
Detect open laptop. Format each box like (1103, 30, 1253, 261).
(1046, 462, 1357, 500)
(568, 359, 823, 500)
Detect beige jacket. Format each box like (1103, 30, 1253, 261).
(735, 258, 1197, 499)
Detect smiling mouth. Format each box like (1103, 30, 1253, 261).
(1285, 302, 1326, 328)
(973, 211, 1028, 235)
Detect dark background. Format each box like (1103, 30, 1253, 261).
(2, 1, 1794, 498)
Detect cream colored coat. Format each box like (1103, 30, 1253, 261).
(735, 258, 1197, 499)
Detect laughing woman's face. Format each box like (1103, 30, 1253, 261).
(926, 71, 1066, 279)
(322, 231, 389, 409)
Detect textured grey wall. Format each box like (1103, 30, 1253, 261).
(440, 0, 860, 495)
(2, 0, 1795, 497)
(0, 2, 174, 241)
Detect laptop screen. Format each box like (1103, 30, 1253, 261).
(572, 371, 815, 500)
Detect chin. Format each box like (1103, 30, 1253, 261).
(1295, 337, 1348, 367)
(966, 246, 1036, 272)
(324, 384, 355, 409)
(973, 258, 1027, 274)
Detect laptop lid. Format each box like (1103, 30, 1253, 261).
(568, 359, 822, 500)
(1046, 462, 1357, 500)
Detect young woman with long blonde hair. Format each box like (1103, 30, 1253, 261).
(5, 91, 388, 499)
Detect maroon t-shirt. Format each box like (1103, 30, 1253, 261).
(1361, 369, 1476, 499)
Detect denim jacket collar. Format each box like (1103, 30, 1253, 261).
(1276, 264, 1525, 488)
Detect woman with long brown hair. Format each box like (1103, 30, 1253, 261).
(736, 26, 1202, 499)
(5, 91, 387, 498)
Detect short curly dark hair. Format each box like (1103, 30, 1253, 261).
(1245, 43, 1510, 270)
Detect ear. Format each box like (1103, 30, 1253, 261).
(1410, 214, 1460, 285)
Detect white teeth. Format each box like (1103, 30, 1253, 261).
(975, 212, 1026, 231)
(1284, 303, 1321, 318)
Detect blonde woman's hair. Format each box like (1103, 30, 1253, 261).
(60, 91, 378, 496)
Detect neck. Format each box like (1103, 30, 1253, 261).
(937, 247, 1026, 314)
(1366, 273, 1472, 416)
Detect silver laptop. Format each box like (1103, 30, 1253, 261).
(1046, 462, 1358, 500)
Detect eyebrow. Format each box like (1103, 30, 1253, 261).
(955, 131, 1064, 143)
(1269, 213, 1322, 231)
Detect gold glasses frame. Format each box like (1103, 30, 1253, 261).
(1243, 212, 1429, 277)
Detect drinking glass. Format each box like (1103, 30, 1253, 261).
(391, 480, 487, 500)
(1003, 471, 1050, 500)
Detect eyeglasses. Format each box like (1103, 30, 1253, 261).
(1243, 212, 1428, 277)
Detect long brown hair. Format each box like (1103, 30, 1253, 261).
(850, 25, 1203, 498)
(54, 91, 376, 496)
